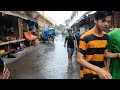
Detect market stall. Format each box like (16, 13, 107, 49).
(0, 12, 25, 58)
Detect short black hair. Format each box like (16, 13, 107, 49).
(67, 29, 72, 32)
(94, 11, 113, 21)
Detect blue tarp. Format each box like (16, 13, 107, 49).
(48, 29, 55, 36)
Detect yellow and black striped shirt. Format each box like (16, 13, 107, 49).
(78, 29, 108, 79)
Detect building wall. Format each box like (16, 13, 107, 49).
(37, 15, 53, 29)
(37, 11, 54, 28)
(37, 15, 45, 27)
(112, 11, 120, 28)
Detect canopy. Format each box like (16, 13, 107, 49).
(24, 32, 37, 41)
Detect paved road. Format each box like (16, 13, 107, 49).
(7, 35, 80, 79)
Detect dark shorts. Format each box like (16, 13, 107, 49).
(67, 48, 74, 55)
(77, 40, 79, 47)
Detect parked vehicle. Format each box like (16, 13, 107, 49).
(41, 28, 56, 43)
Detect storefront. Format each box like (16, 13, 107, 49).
(0, 11, 39, 58)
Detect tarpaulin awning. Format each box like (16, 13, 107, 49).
(24, 32, 37, 41)
(0, 11, 31, 20)
(0, 11, 38, 29)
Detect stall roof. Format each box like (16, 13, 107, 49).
(70, 11, 88, 27)
(0, 11, 35, 21)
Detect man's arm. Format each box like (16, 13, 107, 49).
(104, 49, 120, 59)
(77, 37, 112, 79)
(73, 36, 77, 48)
(64, 40, 67, 47)
(104, 57, 109, 72)
(77, 52, 100, 71)
(77, 52, 112, 79)
(64, 36, 67, 47)
(74, 40, 77, 48)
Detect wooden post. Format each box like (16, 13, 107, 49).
(27, 24, 29, 32)
(117, 12, 120, 28)
(18, 18, 23, 39)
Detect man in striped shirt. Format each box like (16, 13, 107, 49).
(77, 11, 120, 79)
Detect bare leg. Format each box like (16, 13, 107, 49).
(68, 54, 72, 65)
(70, 54, 72, 64)
(68, 54, 71, 64)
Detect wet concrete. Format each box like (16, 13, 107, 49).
(7, 35, 80, 79)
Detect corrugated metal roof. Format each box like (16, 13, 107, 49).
(0, 11, 32, 20)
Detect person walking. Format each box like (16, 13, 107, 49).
(107, 28, 120, 79)
(75, 29, 81, 53)
(77, 11, 120, 79)
(64, 29, 77, 65)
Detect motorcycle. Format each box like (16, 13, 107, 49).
(48, 34, 54, 44)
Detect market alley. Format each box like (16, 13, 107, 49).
(7, 35, 80, 79)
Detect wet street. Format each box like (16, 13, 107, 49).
(7, 35, 80, 79)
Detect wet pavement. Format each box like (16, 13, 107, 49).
(7, 35, 80, 79)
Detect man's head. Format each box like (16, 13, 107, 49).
(94, 11, 113, 31)
(85, 26, 89, 32)
(67, 29, 72, 35)
(77, 29, 80, 33)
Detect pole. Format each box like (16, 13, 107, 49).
(43, 11, 45, 30)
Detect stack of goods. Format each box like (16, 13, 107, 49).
(34, 39, 39, 47)
(1, 35, 17, 42)
(0, 26, 17, 42)
(0, 50, 5, 55)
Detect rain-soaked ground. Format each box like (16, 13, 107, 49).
(7, 35, 80, 79)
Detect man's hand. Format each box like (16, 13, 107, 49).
(118, 53, 120, 59)
(96, 68, 112, 79)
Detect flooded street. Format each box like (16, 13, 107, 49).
(7, 35, 80, 79)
